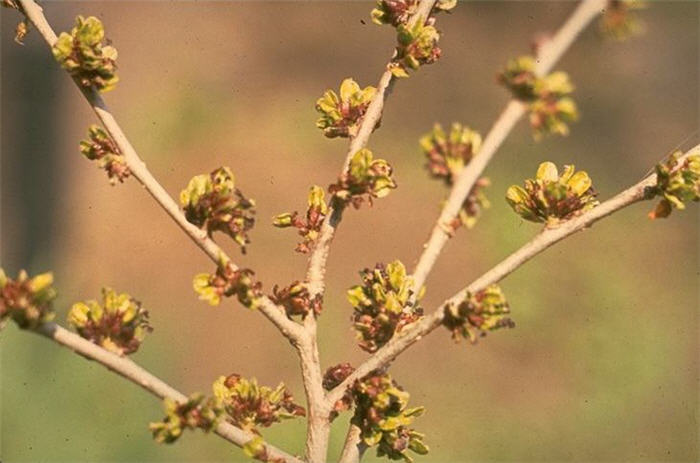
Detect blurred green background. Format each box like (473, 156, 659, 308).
(1, 2, 698, 462)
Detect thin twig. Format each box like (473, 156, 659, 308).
(33, 322, 303, 463)
(327, 143, 700, 408)
(411, 0, 607, 295)
(16, 0, 304, 344)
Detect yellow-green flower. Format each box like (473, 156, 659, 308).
(68, 288, 151, 356)
(498, 56, 579, 139)
(506, 162, 598, 225)
(329, 149, 397, 208)
(646, 151, 700, 219)
(180, 167, 256, 252)
(212, 373, 305, 432)
(442, 285, 514, 343)
(348, 260, 423, 353)
(80, 125, 130, 184)
(0, 269, 56, 330)
(315, 78, 377, 138)
(149, 393, 222, 444)
(52, 16, 118, 92)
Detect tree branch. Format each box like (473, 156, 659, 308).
(327, 143, 700, 408)
(32, 322, 303, 463)
(16, 0, 304, 344)
(411, 0, 607, 294)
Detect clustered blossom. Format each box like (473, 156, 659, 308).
(315, 78, 378, 138)
(271, 281, 322, 318)
(506, 161, 598, 225)
(80, 125, 130, 184)
(370, 0, 456, 27)
(347, 260, 423, 353)
(645, 151, 700, 219)
(272, 185, 327, 253)
(600, 0, 646, 40)
(499, 56, 578, 139)
(389, 21, 442, 78)
(323, 366, 429, 463)
(149, 393, 222, 444)
(329, 149, 397, 208)
(0, 269, 56, 330)
(68, 287, 152, 356)
(212, 373, 305, 433)
(442, 285, 514, 343)
(180, 167, 256, 252)
(52, 16, 118, 92)
(193, 263, 262, 309)
(420, 123, 490, 229)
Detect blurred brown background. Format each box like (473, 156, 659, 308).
(1, 2, 698, 462)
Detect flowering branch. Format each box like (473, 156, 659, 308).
(411, 0, 607, 294)
(33, 322, 302, 463)
(16, 0, 303, 344)
(304, 0, 439, 298)
(300, 2, 439, 461)
(327, 143, 700, 410)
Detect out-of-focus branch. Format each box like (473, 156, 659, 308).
(327, 143, 700, 408)
(34, 322, 303, 463)
(411, 0, 607, 294)
(16, 0, 304, 344)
